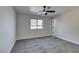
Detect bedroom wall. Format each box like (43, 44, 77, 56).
(16, 14, 52, 40)
(0, 7, 16, 52)
(52, 8, 79, 45)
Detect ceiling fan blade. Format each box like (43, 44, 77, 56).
(43, 6, 46, 12)
(42, 6, 55, 15)
(46, 10, 55, 13)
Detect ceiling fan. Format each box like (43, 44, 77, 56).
(43, 6, 55, 15)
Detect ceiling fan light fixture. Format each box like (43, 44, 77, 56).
(43, 11, 47, 15)
(45, 12, 47, 15)
(43, 11, 46, 13)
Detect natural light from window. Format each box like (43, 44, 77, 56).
(31, 19, 43, 29)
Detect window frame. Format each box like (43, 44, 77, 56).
(30, 19, 43, 29)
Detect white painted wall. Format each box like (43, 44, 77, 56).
(52, 8, 79, 45)
(16, 14, 52, 40)
(0, 7, 16, 52)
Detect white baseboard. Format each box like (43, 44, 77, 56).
(54, 35, 79, 45)
(16, 35, 52, 40)
(0, 39, 16, 53)
(9, 39, 16, 53)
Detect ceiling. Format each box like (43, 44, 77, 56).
(14, 6, 78, 17)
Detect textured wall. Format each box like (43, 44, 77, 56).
(53, 8, 79, 45)
(16, 14, 52, 40)
(0, 7, 16, 52)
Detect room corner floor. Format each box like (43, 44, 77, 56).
(11, 36, 79, 53)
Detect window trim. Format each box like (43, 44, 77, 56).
(30, 19, 43, 29)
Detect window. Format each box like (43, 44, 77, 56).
(31, 19, 43, 29)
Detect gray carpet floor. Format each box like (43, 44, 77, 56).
(11, 36, 79, 53)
